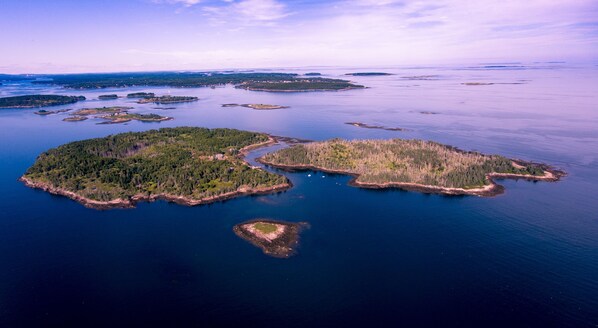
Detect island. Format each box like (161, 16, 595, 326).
(222, 103, 289, 110)
(0, 95, 85, 108)
(304, 72, 322, 76)
(98, 94, 119, 100)
(32, 72, 364, 92)
(345, 122, 408, 131)
(127, 92, 155, 98)
(97, 113, 172, 124)
(233, 219, 306, 258)
(258, 138, 565, 197)
(20, 127, 290, 209)
(236, 78, 364, 92)
(71, 106, 133, 116)
(34, 108, 72, 115)
(401, 75, 441, 80)
(345, 72, 393, 76)
(63, 116, 88, 122)
(137, 95, 198, 104)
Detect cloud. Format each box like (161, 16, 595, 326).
(233, 0, 289, 21)
(152, 0, 201, 7)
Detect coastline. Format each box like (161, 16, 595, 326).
(20, 176, 291, 210)
(256, 158, 565, 197)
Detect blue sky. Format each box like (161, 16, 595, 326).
(1, 0, 597, 73)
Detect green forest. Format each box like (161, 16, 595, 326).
(260, 139, 545, 189)
(24, 127, 287, 202)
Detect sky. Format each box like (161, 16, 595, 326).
(1, 0, 597, 73)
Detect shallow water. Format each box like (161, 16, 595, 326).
(1, 63, 597, 327)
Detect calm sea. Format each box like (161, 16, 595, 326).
(1, 64, 597, 327)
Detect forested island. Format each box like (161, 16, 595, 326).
(127, 92, 155, 98)
(21, 127, 290, 209)
(71, 106, 133, 116)
(97, 113, 172, 124)
(233, 219, 306, 258)
(236, 78, 363, 92)
(0, 95, 85, 108)
(345, 72, 393, 76)
(259, 138, 564, 196)
(137, 95, 198, 104)
(98, 94, 118, 100)
(30, 72, 364, 92)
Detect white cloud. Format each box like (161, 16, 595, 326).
(152, 0, 202, 7)
(233, 0, 289, 21)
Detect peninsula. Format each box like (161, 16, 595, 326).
(0, 95, 85, 108)
(233, 219, 306, 258)
(21, 127, 290, 209)
(259, 138, 564, 197)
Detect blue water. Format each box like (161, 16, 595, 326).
(1, 64, 597, 327)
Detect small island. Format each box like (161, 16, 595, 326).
(222, 103, 289, 110)
(259, 138, 564, 197)
(0, 95, 85, 108)
(34, 108, 72, 115)
(233, 219, 306, 258)
(304, 72, 321, 76)
(346, 122, 408, 132)
(98, 94, 119, 100)
(345, 72, 393, 76)
(21, 127, 290, 209)
(127, 92, 155, 98)
(71, 106, 133, 116)
(97, 113, 173, 124)
(137, 95, 199, 104)
(63, 116, 88, 122)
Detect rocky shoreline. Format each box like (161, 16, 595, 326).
(233, 219, 307, 258)
(20, 176, 291, 210)
(256, 158, 565, 197)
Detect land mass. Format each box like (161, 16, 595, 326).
(31, 72, 364, 92)
(346, 72, 393, 76)
(99, 94, 119, 100)
(258, 138, 564, 197)
(97, 113, 172, 124)
(222, 103, 289, 110)
(137, 95, 198, 104)
(233, 219, 306, 258)
(34, 108, 73, 115)
(0, 95, 85, 108)
(71, 106, 133, 116)
(127, 92, 155, 98)
(346, 122, 408, 131)
(21, 127, 290, 209)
